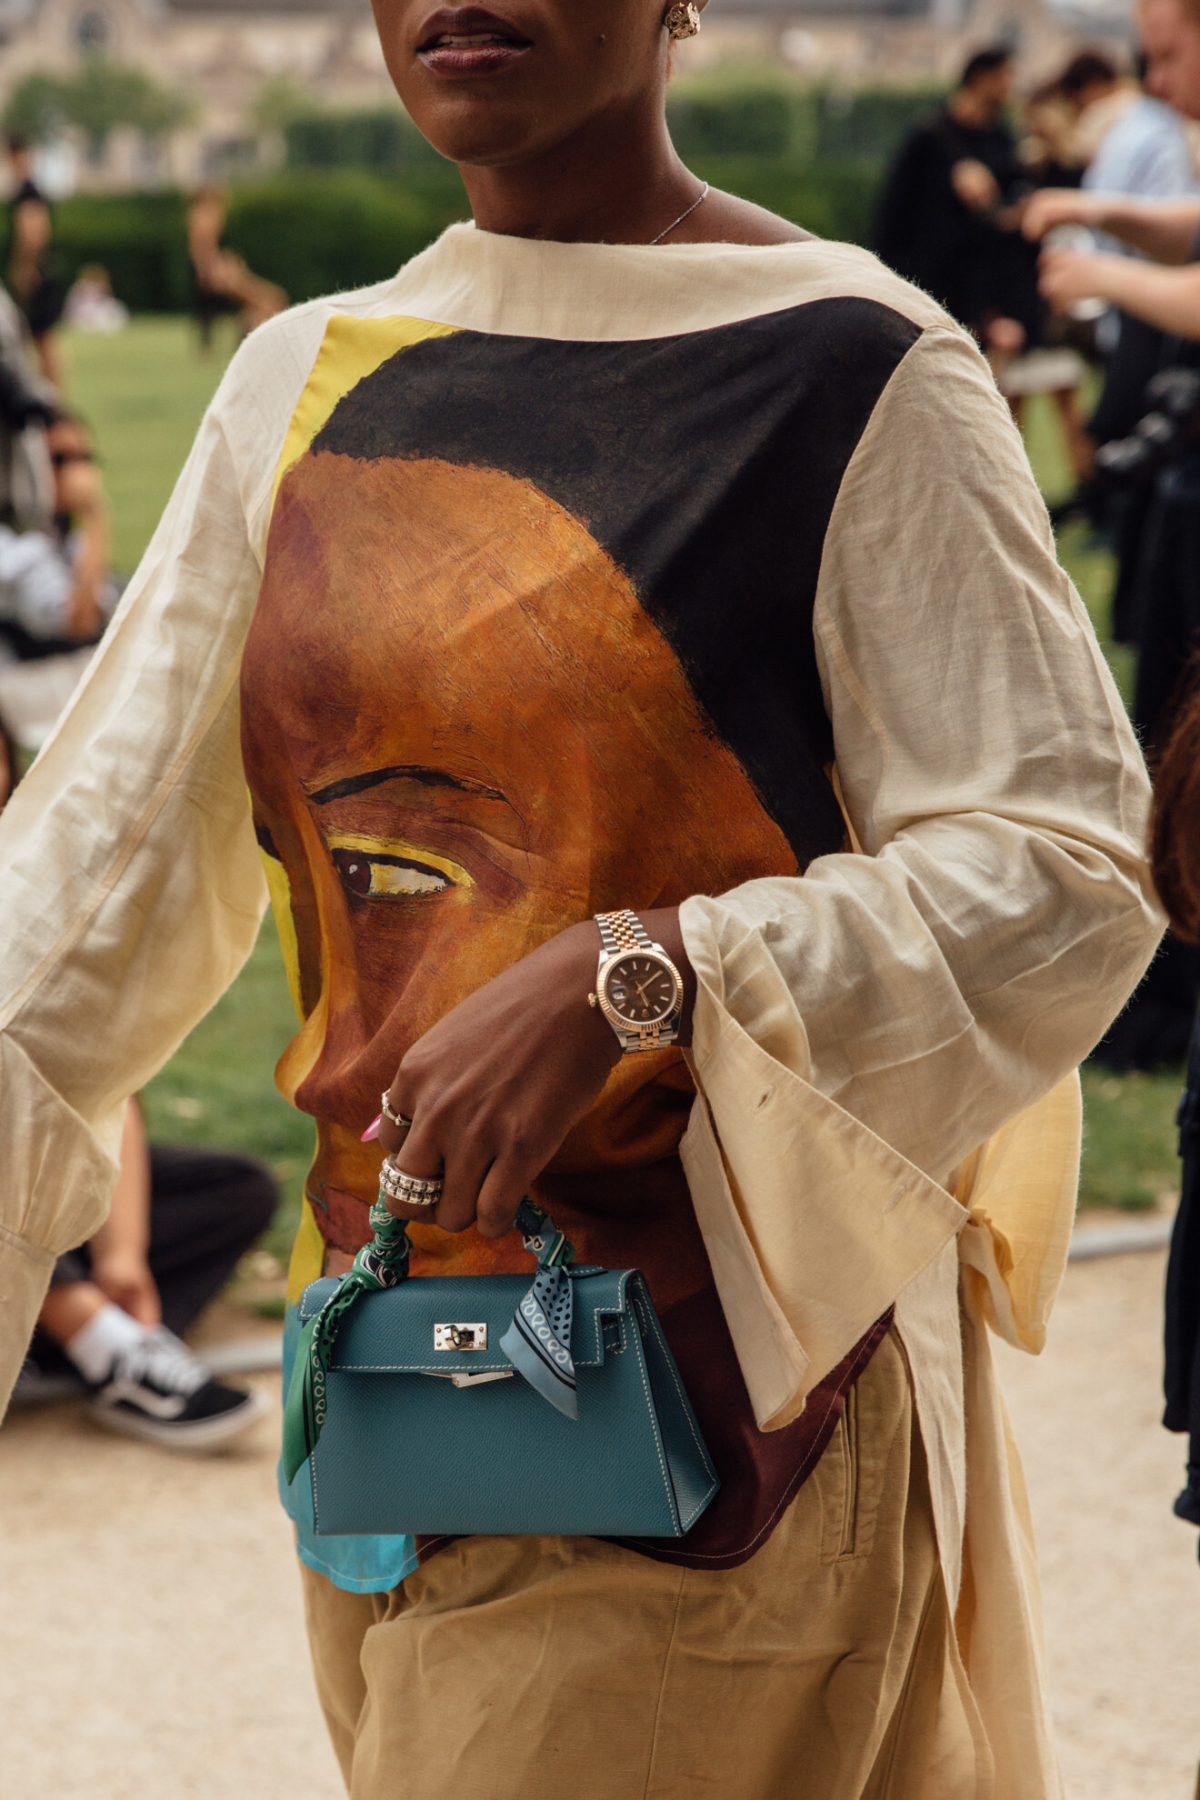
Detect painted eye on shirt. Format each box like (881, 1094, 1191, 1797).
(325, 834, 473, 901)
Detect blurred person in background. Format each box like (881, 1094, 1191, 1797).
(63, 264, 128, 336)
(0, 273, 55, 805)
(7, 134, 65, 388)
(1024, 0, 1200, 1069)
(13, 1097, 274, 1448)
(1025, 0, 1200, 753)
(0, 0, 1162, 1794)
(1021, 76, 1086, 187)
(1059, 48, 1198, 642)
(0, 412, 121, 778)
(1153, 673, 1200, 1551)
(1082, 52, 1196, 203)
(0, 271, 54, 535)
(998, 70, 1097, 484)
(187, 185, 287, 348)
(876, 46, 1041, 380)
(1060, 49, 1138, 169)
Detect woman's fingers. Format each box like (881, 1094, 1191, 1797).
(366, 916, 633, 1239)
(372, 1080, 543, 1240)
(475, 1145, 541, 1239)
(376, 1085, 416, 1159)
(432, 1137, 500, 1234)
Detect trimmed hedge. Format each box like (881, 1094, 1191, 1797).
(3, 170, 469, 313)
(669, 76, 944, 165)
(46, 190, 192, 313)
(689, 155, 879, 246)
(222, 168, 469, 302)
(280, 83, 947, 171)
(28, 153, 890, 315)
(284, 108, 445, 171)
(8, 80, 950, 312)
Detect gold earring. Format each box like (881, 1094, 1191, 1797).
(664, 2, 700, 40)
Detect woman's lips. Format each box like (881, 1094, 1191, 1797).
(417, 19, 532, 78)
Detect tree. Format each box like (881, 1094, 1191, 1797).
(2, 73, 70, 145)
(3, 63, 194, 156)
(252, 75, 318, 137)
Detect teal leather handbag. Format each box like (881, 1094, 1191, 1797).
(283, 1199, 719, 1540)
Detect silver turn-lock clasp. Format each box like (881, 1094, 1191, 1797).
(434, 1323, 487, 1351)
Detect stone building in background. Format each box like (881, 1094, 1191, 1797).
(0, 0, 394, 186)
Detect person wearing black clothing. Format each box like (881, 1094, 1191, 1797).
(7, 135, 65, 387)
(1149, 684, 1200, 1538)
(16, 1100, 278, 1449)
(876, 46, 1040, 353)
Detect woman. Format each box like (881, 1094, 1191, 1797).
(0, 2, 1162, 1795)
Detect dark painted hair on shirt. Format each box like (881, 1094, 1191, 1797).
(308, 301, 921, 868)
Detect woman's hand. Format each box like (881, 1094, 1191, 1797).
(376, 909, 694, 1241)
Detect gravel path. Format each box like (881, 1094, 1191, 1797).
(1, 1253, 1197, 1798)
(998, 1249, 1200, 1800)
(0, 1370, 342, 1800)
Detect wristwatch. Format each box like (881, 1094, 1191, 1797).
(589, 910, 685, 1054)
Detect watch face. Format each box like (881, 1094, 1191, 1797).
(604, 953, 678, 1026)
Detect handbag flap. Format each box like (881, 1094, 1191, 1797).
(299, 1268, 631, 1373)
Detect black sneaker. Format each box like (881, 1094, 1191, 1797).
(88, 1325, 268, 1451)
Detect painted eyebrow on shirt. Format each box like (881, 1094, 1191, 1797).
(305, 764, 515, 810)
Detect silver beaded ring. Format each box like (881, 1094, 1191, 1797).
(379, 1156, 442, 1209)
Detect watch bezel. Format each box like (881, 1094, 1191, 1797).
(596, 947, 684, 1036)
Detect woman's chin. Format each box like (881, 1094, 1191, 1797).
(408, 105, 551, 170)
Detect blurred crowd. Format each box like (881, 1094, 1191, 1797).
(878, 22, 1200, 1074)
(0, 137, 286, 1452)
(877, 1, 1200, 1547)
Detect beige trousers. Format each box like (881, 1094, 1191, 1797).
(300, 1331, 989, 1800)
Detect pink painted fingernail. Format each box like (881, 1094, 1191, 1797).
(361, 1114, 382, 1143)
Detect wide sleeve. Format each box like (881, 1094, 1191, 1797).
(679, 322, 1163, 1424)
(0, 379, 276, 1407)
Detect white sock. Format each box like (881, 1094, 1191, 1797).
(63, 1303, 148, 1384)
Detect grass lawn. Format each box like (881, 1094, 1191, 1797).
(63, 318, 236, 575)
(59, 319, 1183, 1245)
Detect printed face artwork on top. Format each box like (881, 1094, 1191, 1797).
(240, 307, 908, 1291)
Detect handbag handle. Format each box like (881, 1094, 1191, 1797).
(283, 1198, 579, 1484)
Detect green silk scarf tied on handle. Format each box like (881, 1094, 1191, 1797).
(282, 1197, 576, 1484)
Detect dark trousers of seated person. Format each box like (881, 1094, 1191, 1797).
(42, 1144, 278, 1343)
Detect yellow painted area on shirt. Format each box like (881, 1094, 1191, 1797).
(260, 846, 304, 1020)
(273, 314, 461, 499)
(259, 839, 331, 1107)
(287, 1193, 327, 1304)
(276, 982, 330, 1107)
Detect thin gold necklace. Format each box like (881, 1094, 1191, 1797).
(648, 182, 709, 245)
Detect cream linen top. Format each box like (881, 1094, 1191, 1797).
(0, 225, 1162, 1794)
